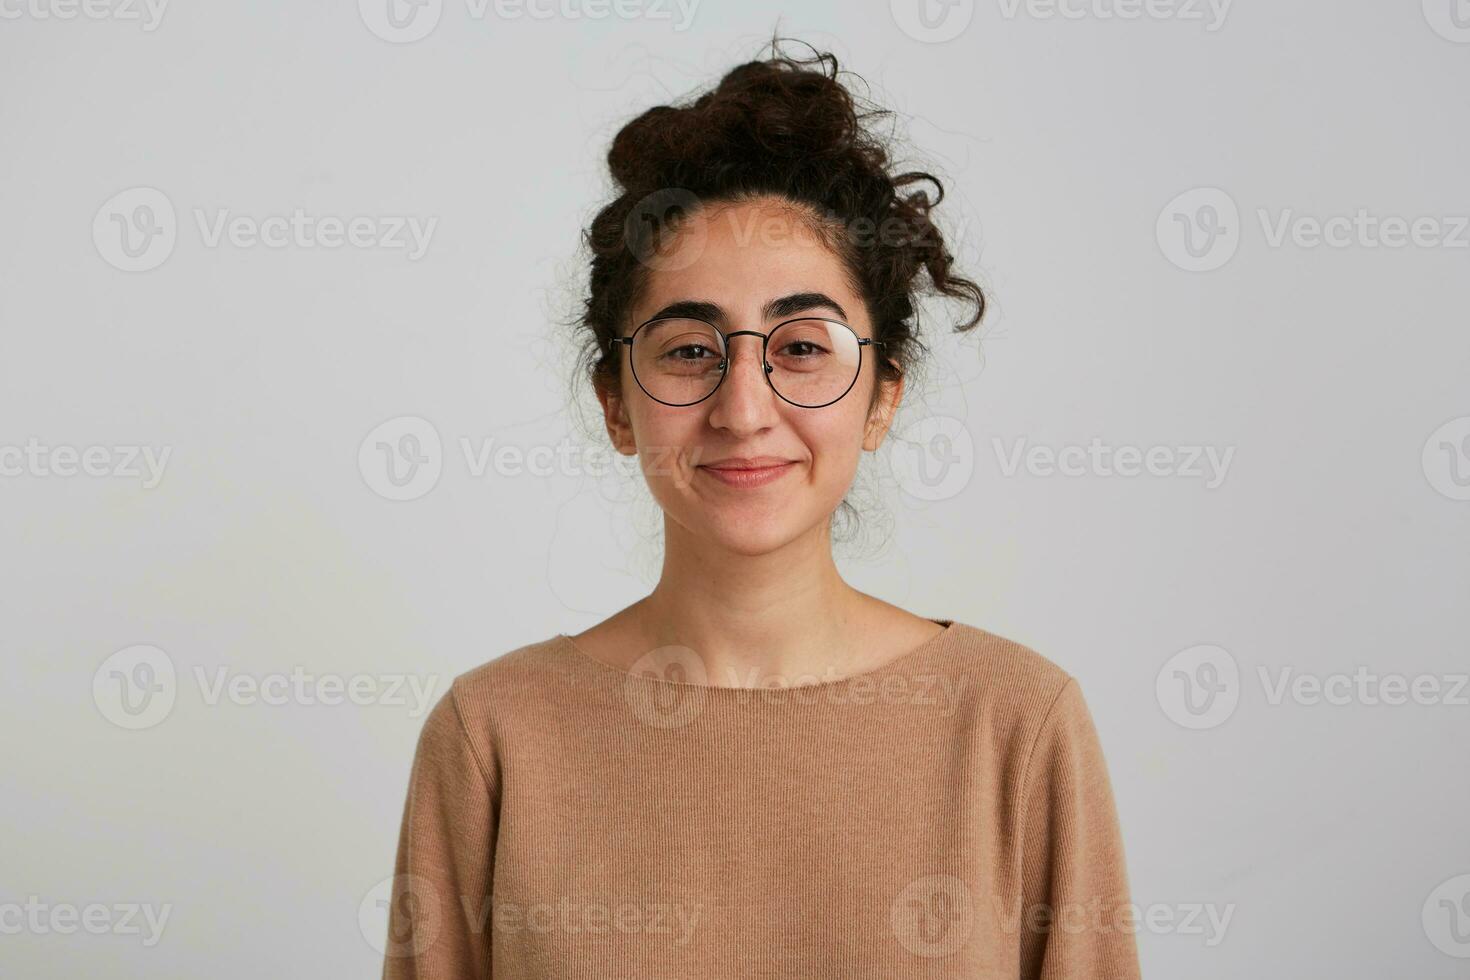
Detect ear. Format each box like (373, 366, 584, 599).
(596, 378, 638, 456)
(862, 371, 904, 452)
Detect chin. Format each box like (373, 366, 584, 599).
(698, 508, 817, 556)
(654, 483, 842, 555)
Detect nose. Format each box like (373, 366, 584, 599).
(705, 333, 778, 432)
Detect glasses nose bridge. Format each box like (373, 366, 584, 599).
(719, 329, 771, 373)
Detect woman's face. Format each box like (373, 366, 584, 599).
(599, 196, 904, 556)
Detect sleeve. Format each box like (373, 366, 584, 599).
(1017, 677, 1141, 980)
(381, 681, 498, 980)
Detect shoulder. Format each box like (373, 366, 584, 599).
(944, 621, 1076, 701)
(415, 634, 582, 750)
(448, 632, 574, 711)
(940, 620, 1085, 745)
(408, 637, 573, 764)
(455, 634, 574, 697)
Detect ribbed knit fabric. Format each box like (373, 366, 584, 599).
(380, 619, 1141, 979)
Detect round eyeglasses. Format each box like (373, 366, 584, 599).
(609, 316, 886, 409)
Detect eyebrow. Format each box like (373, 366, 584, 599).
(643, 291, 849, 326)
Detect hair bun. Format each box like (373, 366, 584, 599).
(607, 55, 864, 193)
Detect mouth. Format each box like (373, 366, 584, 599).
(695, 459, 798, 488)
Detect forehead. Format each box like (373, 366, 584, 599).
(633, 197, 866, 326)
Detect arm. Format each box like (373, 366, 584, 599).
(1017, 677, 1141, 979)
(382, 682, 498, 979)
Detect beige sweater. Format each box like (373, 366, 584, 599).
(380, 619, 1142, 978)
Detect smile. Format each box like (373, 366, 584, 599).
(696, 461, 797, 488)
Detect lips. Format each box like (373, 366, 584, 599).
(699, 456, 794, 470)
(696, 457, 798, 488)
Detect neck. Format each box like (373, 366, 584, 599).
(636, 514, 868, 687)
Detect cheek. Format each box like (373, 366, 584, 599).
(628, 401, 703, 476)
(796, 409, 871, 483)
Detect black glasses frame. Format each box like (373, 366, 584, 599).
(609, 315, 886, 409)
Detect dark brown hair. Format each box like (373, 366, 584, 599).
(576, 37, 985, 409)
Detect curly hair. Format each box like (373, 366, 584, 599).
(576, 37, 985, 409)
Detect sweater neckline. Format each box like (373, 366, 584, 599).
(554, 618, 959, 693)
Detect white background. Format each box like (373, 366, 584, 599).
(2, 0, 1468, 976)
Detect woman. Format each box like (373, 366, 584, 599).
(382, 40, 1141, 979)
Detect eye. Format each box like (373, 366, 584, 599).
(665, 344, 719, 361)
(780, 339, 829, 358)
